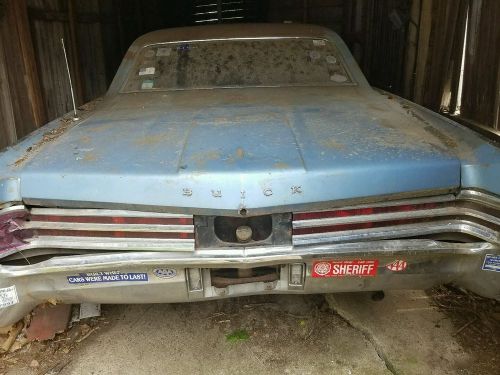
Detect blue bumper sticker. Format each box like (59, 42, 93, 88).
(67, 271, 148, 284)
(482, 254, 500, 272)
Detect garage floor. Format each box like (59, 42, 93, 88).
(1, 290, 498, 375)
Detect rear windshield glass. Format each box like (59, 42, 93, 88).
(121, 38, 353, 92)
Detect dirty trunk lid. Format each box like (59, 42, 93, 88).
(11, 87, 460, 212)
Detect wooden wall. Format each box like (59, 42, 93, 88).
(267, 0, 344, 34)
(28, 0, 117, 120)
(460, 0, 500, 131)
(0, 0, 499, 151)
(409, 0, 499, 137)
(0, 0, 46, 150)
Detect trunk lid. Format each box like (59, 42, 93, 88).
(12, 87, 460, 212)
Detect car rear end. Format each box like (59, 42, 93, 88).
(1, 188, 498, 326)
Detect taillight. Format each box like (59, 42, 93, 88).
(293, 202, 439, 221)
(293, 202, 440, 235)
(0, 207, 28, 253)
(26, 209, 194, 241)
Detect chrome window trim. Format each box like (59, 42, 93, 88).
(120, 36, 356, 93)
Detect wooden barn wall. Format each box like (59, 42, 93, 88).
(1, 0, 499, 150)
(460, 0, 500, 131)
(0, 0, 46, 150)
(266, 0, 344, 34)
(410, 0, 499, 136)
(26, 0, 196, 123)
(27, 0, 118, 121)
(363, 0, 410, 94)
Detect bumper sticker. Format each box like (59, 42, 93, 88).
(312, 260, 378, 278)
(138, 67, 155, 76)
(482, 254, 500, 272)
(386, 260, 408, 272)
(0, 285, 19, 308)
(67, 271, 148, 284)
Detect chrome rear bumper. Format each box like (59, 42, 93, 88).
(1, 239, 498, 327)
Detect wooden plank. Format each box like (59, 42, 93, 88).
(12, 0, 47, 127)
(403, 0, 420, 98)
(447, 0, 468, 115)
(0, 37, 17, 149)
(413, 0, 431, 104)
(460, 0, 500, 130)
(28, 7, 115, 24)
(495, 59, 500, 130)
(68, 0, 85, 105)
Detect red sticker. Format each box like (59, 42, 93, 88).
(386, 260, 407, 272)
(312, 260, 378, 278)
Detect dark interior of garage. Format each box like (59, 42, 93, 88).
(0, 0, 499, 149)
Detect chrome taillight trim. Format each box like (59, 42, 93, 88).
(1, 206, 195, 257)
(293, 207, 499, 229)
(29, 207, 192, 219)
(457, 189, 500, 209)
(25, 236, 195, 251)
(292, 220, 499, 246)
(292, 190, 500, 245)
(21, 221, 194, 233)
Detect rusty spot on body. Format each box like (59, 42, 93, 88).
(12, 99, 101, 167)
(236, 147, 245, 159)
(424, 126, 458, 149)
(83, 153, 97, 162)
(274, 161, 289, 169)
(191, 149, 221, 168)
(320, 138, 345, 150)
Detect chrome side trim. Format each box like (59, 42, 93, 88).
(22, 221, 194, 233)
(293, 220, 499, 246)
(30, 207, 192, 219)
(293, 207, 500, 229)
(25, 236, 195, 252)
(0, 205, 26, 215)
(1, 240, 498, 276)
(458, 189, 500, 209)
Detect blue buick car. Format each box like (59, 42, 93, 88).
(0, 24, 498, 326)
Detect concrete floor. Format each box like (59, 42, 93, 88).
(3, 290, 489, 375)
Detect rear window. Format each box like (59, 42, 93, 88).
(121, 38, 354, 92)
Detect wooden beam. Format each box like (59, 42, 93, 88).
(11, 0, 47, 127)
(0, 37, 17, 148)
(403, 0, 420, 99)
(67, 0, 85, 105)
(495, 59, 500, 130)
(28, 7, 115, 24)
(303, 0, 309, 23)
(413, 0, 432, 104)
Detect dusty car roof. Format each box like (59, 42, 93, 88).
(132, 23, 333, 47)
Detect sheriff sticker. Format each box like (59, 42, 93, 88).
(312, 260, 378, 278)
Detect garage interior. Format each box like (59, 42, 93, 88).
(0, 0, 499, 150)
(0, 2, 499, 373)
